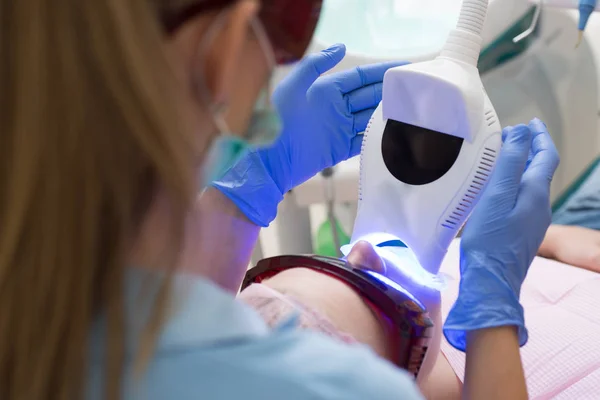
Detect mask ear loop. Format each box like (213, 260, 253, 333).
(193, 10, 233, 136)
(193, 10, 279, 141)
(249, 16, 277, 102)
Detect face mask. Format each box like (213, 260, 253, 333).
(197, 13, 281, 186)
(202, 98, 282, 183)
(202, 135, 248, 184)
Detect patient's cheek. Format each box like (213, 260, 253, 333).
(238, 283, 357, 344)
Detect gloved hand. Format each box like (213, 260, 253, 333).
(443, 119, 560, 351)
(212, 44, 405, 227)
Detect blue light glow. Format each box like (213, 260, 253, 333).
(376, 246, 445, 290)
(341, 233, 446, 291)
(365, 270, 421, 304)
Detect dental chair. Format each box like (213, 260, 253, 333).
(259, 0, 600, 258)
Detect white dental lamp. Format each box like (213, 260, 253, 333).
(343, 0, 502, 276)
(260, 0, 600, 259)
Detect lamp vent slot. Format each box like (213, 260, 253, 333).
(485, 110, 497, 127)
(358, 117, 375, 202)
(442, 147, 497, 230)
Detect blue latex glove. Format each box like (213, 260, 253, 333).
(213, 43, 405, 226)
(443, 119, 560, 351)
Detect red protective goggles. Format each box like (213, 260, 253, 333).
(161, 0, 323, 64)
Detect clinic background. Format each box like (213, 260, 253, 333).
(256, 0, 600, 260)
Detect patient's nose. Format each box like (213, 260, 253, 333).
(346, 241, 385, 273)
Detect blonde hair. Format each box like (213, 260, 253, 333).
(0, 0, 207, 398)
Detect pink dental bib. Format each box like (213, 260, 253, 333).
(440, 240, 600, 399)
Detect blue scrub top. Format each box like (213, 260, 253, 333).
(86, 270, 424, 399)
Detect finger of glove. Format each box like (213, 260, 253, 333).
(501, 126, 513, 142)
(287, 43, 347, 92)
(502, 124, 536, 170)
(333, 61, 407, 94)
(487, 124, 532, 198)
(520, 119, 560, 195)
(346, 82, 382, 113)
(353, 108, 377, 135)
(513, 176, 552, 232)
(349, 134, 363, 158)
(513, 170, 553, 234)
